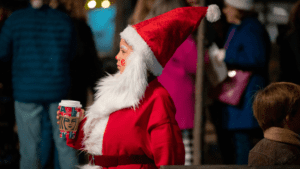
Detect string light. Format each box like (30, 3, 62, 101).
(88, 0, 97, 9)
(101, 0, 111, 8)
(228, 70, 237, 78)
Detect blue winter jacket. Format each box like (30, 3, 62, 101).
(0, 5, 76, 103)
(222, 17, 271, 130)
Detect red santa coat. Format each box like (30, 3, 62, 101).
(66, 78, 185, 169)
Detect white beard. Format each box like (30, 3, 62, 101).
(82, 50, 148, 155)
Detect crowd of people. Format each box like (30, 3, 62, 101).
(0, 0, 300, 168)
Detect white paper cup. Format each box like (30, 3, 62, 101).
(58, 100, 82, 139)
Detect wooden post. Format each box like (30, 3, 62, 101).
(193, 0, 206, 165)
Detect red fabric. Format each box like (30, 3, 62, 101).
(133, 7, 207, 67)
(88, 155, 154, 167)
(66, 79, 185, 168)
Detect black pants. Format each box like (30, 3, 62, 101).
(209, 103, 263, 164)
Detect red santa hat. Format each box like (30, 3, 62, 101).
(120, 4, 221, 76)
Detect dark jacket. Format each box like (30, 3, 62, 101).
(221, 17, 271, 130)
(0, 5, 76, 103)
(278, 29, 300, 84)
(248, 127, 300, 166)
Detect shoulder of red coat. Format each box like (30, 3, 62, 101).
(151, 79, 171, 98)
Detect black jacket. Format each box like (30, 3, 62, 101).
(278, 29, 300, 84)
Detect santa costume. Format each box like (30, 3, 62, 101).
(65, 5, 221, 169)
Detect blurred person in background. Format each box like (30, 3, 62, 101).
(186, 0, 200, 7)
(37, 0, 104, 168)
(209, 0, 271, 164)
(0, 4, 12, 27)
(0, 0, 78, 168)
(145, 0, 197, 165)
(278, 0, 300, 84)
(128, 0, 156, 25)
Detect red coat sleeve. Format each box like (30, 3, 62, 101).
(147, 89, 185, 168)
(66, 117, 86, 150)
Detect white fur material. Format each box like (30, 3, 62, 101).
(120, 26, 163, 76)
(83, 47, 148, 155)
(78, 164, 102, 169)
(206, 4, 221, 23)
(225, 0, 254, 11)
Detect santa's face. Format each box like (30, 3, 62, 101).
(116, 39, 133, 74)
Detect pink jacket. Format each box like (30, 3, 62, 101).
(158, 36, 197, 130)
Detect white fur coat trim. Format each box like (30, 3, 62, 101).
(78, 164, 102, 169)
(120, 25, 163, 76)
(82, 37, 152, 155)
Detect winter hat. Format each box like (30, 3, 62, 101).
(224, 0, 254, 11)
(120, 5, 221, 76)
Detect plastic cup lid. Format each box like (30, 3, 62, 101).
(59, 100, 82, 108)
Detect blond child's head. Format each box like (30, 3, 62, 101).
(253, 82, 300, 133)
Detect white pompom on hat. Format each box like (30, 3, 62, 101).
(225, 0, 254, 11)
(206, 4, 222, 22)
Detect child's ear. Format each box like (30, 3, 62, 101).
(282, 114, 290, 129)
(286, 114, 290, 122)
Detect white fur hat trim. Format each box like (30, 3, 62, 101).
(120, 26, 163, 76)
(225, 0, 254, 11)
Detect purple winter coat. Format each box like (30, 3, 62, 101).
(158, 35, 197, 130)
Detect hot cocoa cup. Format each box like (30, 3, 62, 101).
(58, 100, 82, 139)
